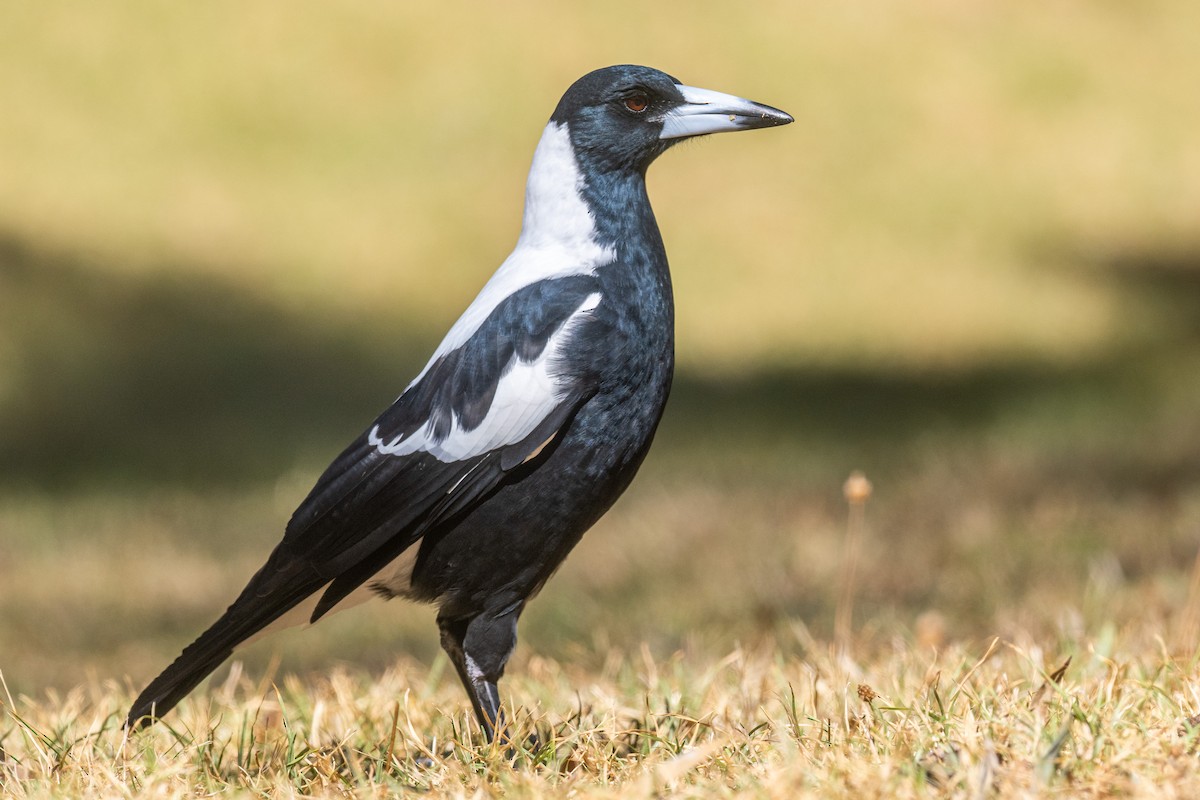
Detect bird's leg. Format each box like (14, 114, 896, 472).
(437, 615, 501, 738)
(437, 605, 522, 744)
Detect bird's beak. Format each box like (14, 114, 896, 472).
(660, 84, 793, 140)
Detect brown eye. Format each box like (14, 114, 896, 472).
(624, 94, 649, 113)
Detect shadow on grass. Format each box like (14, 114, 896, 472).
(0, 233, 435, 489)
(1, 230, 1198, 492)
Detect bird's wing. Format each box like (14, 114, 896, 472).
(283, 274, 604, 608)
(127, 274, 603, 726)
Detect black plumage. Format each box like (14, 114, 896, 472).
(127, 65, 791, 740)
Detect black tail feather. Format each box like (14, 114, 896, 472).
(125, 631, 239, 728)
(126, 558, 324, 728)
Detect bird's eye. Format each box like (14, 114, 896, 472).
(624, 94, 649, 113)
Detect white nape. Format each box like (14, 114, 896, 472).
(408, 123, 614, 386)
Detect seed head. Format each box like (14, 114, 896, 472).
(843, 471, 873, 504)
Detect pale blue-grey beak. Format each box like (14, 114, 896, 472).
(660, 84, 793, 140)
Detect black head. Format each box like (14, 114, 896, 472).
(549, 65, 792, 177)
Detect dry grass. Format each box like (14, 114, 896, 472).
(6, 629, 1200, 798)
(3, 446, 1200, 796)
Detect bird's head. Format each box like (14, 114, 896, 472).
(550, 64, 793, 176)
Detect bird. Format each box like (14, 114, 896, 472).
(126, 64, 791, 741)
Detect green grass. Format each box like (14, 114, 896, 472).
(2, 1, 1200, 796)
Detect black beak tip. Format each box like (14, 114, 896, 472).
(757, 104, 794, 128)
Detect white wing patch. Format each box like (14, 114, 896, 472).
(409, 122, 615, 387)
(370, 291, 601, 463)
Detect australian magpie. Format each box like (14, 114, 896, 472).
(126, 65, 791, 741)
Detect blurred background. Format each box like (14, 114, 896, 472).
(1, 2, 1198, 698)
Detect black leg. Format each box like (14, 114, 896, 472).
(437, 605, 522, 743)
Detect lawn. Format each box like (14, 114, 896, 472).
(2, 2, 1199, 796)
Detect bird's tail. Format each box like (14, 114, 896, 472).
(126, 558, 323, 728)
